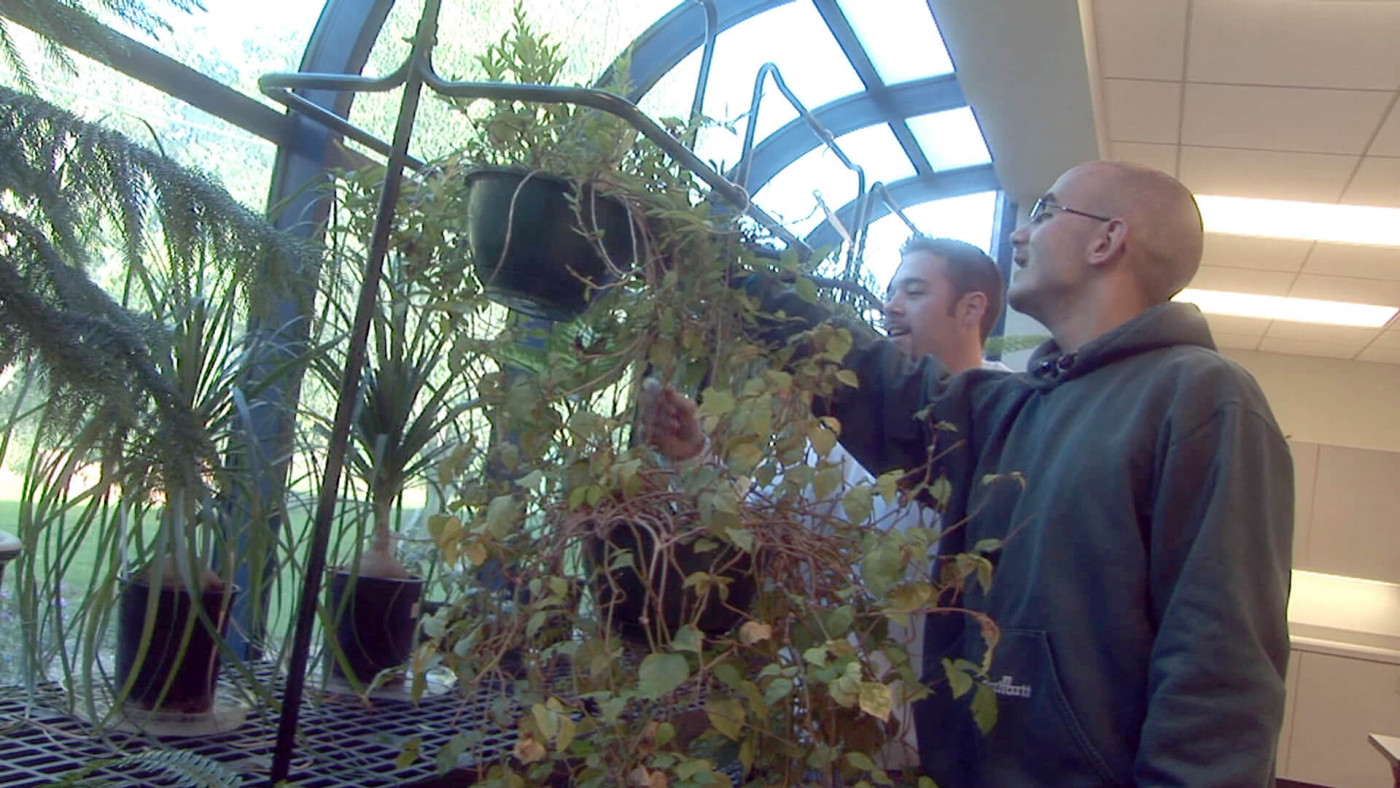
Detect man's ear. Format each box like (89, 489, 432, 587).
(1087, 217, 1128, 267)
(958, 291, 988, 329)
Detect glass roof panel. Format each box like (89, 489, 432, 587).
(353, 0, 688, 162)
(858, 192, 999, 292)
(639, 1, 865, 174)
(0, 24, 275, 212)
(906, 107, 992, 171)
(752, 123, 917, 239)
(834, 0, 954, 84)
(88, 0, 325, 110)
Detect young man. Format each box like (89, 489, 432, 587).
(659, 162, 1293, 786)
(647, 235, 1009, 768)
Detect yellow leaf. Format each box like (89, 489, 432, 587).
(836, 369, 859, 388)
(705, 697, 746, 740)
(739, 620, 772, 646)
(858, 681, 893, 723)
(513, 734, 546, 765)
(556, 715, 576, 752)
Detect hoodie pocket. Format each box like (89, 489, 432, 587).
(982, 629, 1120, 786)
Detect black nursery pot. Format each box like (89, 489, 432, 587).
(588, 520, 756, 644)
(462, 166, 635, 322)
(116, 579, 235, 713)
(327, 571, 424, 687)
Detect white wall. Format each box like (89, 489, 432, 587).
(1225, 349, 1400, 453)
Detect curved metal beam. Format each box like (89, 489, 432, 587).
(598, 0, 793, 100)
(731, 74, 964, 195)
(227, 0, 395, 660)
(803, 165, 1000, 250)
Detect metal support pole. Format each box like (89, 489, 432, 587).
(267, 0, 442, 780)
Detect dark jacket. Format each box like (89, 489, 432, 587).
(755, 282, 1293, 787)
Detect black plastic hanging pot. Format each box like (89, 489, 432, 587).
(327, 570, 424, 687)
(462, 165, 636, 322)
(116, 578, 235, 713)
(588, 519, 756, 645)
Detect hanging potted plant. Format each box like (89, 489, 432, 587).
(443, 3, 646, 322)
(367, 10, 1016, 784)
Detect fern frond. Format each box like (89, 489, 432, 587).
(0, 85, 319, 319)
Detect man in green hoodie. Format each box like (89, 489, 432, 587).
(654, 161, 1293, 786)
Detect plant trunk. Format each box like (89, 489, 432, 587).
(358, 498, 409, 579)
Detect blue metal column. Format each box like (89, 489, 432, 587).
(225, 0, 394, 660)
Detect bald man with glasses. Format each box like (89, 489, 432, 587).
(734, 161, 1292, 786)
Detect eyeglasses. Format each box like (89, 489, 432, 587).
(1029, 197, 1113, 224)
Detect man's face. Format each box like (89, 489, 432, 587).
(884, 251, 962, 361)
(1007, 166, 1106, 320)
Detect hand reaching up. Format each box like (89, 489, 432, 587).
(640, 378, 707, 462)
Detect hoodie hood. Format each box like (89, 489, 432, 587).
(1025, 302, 1217, 387)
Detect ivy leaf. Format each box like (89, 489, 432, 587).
(942, 658, 974, 699)
(845, 751, 877, 772)
(807, 420, 838, 459)
(836, 369, 859, 388)
(970, 682, 999, 734)
(726, 527, 754, 554)
(556, 716, 576, 752)
(928, 475, 952, 509)
(858, 681, 893, 722)
(697, 388, 736, 419)
(671, 625, 703, 653)
(828, 661, 862, 708)
(739, 620, 772, 646)
(638, 653, 689, 699)
(764, 677, 794, 706)
(705, 697, 746, 740)
(842, 485, 873, 524)
(823, 327, 853, 362)
(861, 540, 904, 597)
(395, 736, 421, 769)
(514, 734, 546, 765)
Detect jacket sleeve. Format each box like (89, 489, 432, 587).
(742, 273, 953, 477)
(1135, 402, 1293, 786)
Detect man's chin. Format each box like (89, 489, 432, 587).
(892, 336, 912, 356)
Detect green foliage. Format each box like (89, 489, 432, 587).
(0, 0, 200, 93)
(444, 1, 639, 182)
(43, 747, 245, 787)
(378, 9, 1006, 785)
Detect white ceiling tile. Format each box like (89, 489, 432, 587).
(1265, 320, 1382, 345)
(1288, 274, 1400, 307)
(1342, 156, 1400, 208)
(1111, 142, 1178, 175)
(1188, 0, 1400, 89)
(1258, 337, 1362, 360)
(1093, 0, 1187, 81)
(1104, 79, 1181, 144)
(1371, 103, 1400, 157)
(1181, 84, 1390, 155)
(1189, 265, 1295, 295)
(1302, 244, 1400, 280)
(1201, 233, 1313, 273)
(1178, 147, 1356, 202)
(1204, 313, 1273, 340)
(1211, 332, 1261, 351)
(1368, 332, 1400, 350)
(1355, 346, 1400, 365)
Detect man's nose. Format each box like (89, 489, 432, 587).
(1009, 223, 1029, 244)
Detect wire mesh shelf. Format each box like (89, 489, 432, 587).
(0, 666, 515, 787)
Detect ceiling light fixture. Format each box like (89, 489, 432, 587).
(1175, 288, 1398, 328)
(1196, 195, 1400, 247)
